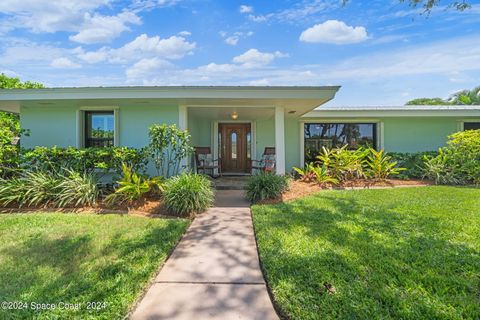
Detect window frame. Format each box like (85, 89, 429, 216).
(77, 107, 119, 148)
(301, 121, 379, 166)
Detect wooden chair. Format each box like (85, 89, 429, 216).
(194, 147, 221, 177)
(251, 147, 276, 173)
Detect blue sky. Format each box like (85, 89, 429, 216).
(0, 0, 479, 106)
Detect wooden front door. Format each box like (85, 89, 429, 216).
(219, 123, 251, 173)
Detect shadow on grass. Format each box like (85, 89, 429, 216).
(253, 189, 480, 319)
(0, 219, 186, 319)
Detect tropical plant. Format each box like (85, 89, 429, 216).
(422, 130, 480, 184)
(293, 162, 317, 182)
(148, 124, 194, 177)
(311, 165, 339, 186)
(405, 97, 451, 105)
(316, 146, 367, 181)
(163, 172, 214, 216)
(449, 86, 480, 105)
(55, 169, 99, 207)
(365, 149, 405, 180)
(105, 164, 164, 205)
(389, 151, 438, 179)
(0, 169, 100, 208)
(245, 172, 290, 203)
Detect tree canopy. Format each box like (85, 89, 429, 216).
(406, 86, 480, 105)
(0, 73, 44, 89)
(343, 0, 471, 12)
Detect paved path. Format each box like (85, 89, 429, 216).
(131, 190, 279, 320)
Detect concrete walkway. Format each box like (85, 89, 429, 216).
(131, 190, 279, 320)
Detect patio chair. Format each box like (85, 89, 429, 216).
(194, 147, 221, 177)
(251, 147, 276, 173)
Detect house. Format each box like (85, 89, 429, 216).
(1, 86, 479, 175)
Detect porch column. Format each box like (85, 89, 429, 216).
(275, 106, 286, 175)
(178, 105, 188, 171)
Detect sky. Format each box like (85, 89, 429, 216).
(0, 0, 479, 106)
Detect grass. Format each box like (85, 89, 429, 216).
(252, 186, 480, 320)
(0, 213, 189, 319)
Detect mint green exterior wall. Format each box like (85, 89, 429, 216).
(20, 104, 179, 149)
(21, 106, 77, 148)
(188, 117, 211, 148)
(119, 105, 178, 148)
(382, 118, 459, 152)
(255, 118, 275, 161)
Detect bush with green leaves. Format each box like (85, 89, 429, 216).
(163, 172, 214, 216)
(312, 165, 339, 186)
(316, 145, 367, 181)
(148, 124, 193, 177)
(389, 151, 438, 179)
(105, 164, 164, 205)
(366, 149, 405, 180)
(246, 172, 290, 203)
(0, 169, 99, 208)
(20, 146, 149, 175)
(293, 162, 316, 182)
(423, 130, 480, 184)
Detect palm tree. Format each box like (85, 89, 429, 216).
(449, 86, 480, 105)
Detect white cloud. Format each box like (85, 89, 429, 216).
(239, 5, 253, 13)
(233, 49, 288, 67)
(70, 11, 141, 44)
(220, 31, 254, 46)
(300, 20, 368, 44)
(247, 0, 338, 23)
(177, 30, 191, 36)
(130, 0, 181, 11)
(77, 33, 196, 64)
(51, 57, 81, 69)
(225, 36, 239, 46)
(126, 57, 173, 79)
(249, 78, 269, 85)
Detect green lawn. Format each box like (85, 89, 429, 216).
(252, 186, 480, 320)
(0, 213, 189, 319)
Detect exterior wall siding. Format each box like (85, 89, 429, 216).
(382, 117, 459, 152)
(21, 106, 78, 148)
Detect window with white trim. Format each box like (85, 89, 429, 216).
(84, 111, 114, 147)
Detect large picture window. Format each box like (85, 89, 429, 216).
(304, 123, 377, 163)
(463, 122, 480, 131)
(85, 111, 114, 147)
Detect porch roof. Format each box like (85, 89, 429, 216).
(0, 86, 340, 115)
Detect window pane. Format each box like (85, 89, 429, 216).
(231, 132, 237, 159)
(85, 111, 114, 147)
(246, 132, 251, 159)
(304, 123, 376, 163)
(464, 122, 480, 131)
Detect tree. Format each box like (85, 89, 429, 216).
(406, 98, 451, 105)
(343, 0, 471, 13)
(449, 86, 480, 105)
(406, 86, 480, 106)
(0, 74, 44, 176)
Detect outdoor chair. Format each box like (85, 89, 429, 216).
(251, 147, 276, 173)
(194, 147, 221, 177)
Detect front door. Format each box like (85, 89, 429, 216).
(219, 123, 251, 173)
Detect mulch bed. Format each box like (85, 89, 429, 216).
(0, 197, 178, 218)
(260, 179, 433, 204)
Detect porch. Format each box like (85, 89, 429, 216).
(185, 105, 287, 175)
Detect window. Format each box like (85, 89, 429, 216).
(85, 111, 114, 147)
(304, 123, 377, 163)
(464, 122, 480, 131)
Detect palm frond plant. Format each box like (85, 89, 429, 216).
(312, 165, 339, 187)
(293, 162, 317, 182)
(365, 149, 405, 180)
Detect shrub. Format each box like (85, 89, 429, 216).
(293, 162, 316, 182)
(148, 124, 193, 177)
(0, 169, 99, 208)
(423, 130, 480, 184)
(316, 146, 367, 181)
(389, 151, 438, 179)
(163, 173, 214, 216)
(246, 172, 290, 203)
(365, 149, 405, 180)
(105, 164, 164, 205)
(312, 165, 339, 186)
(20, 146, 149, 176)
